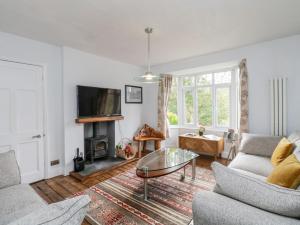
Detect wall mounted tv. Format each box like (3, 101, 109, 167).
(77, 85, 121, 117)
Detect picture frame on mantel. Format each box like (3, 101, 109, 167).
(125, 85, 143, 104)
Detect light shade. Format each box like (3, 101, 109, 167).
(134, 72, 161, 83)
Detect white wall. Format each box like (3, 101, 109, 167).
(2, 30, 299, 175)
(146, 35, 300, 138)
(0, 32, 64, 177)
(63, 47, 144, 174)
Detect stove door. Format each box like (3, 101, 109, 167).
(93, 141, 108, 158)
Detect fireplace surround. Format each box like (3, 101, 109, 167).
(71, 116, 133, 179)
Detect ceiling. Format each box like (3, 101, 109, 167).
(0, 0, 300, 66)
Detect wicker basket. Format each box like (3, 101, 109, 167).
(116, 138, 137, 160)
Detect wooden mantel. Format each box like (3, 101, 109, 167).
(75, 115, 124, 124)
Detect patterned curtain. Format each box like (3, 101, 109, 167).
(157, 74, 173, 138)
(239, 58, 249, 133)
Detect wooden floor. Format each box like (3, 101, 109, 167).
(31, 155, 227, 225)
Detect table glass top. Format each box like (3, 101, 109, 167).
(136, 147, 198, 172)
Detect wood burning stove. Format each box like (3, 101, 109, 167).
(85, 135, 108, 163)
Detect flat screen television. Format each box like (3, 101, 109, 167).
(77, 85, 121, 117)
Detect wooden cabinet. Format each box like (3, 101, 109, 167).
(179, 134, 224, 160)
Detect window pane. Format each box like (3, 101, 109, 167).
(216, 87, 230, 127)
(197, 74, 212, 86)
(215, 71, 231, 84)
(184, 90, 194, 124)
(167, 78, 178, 125)
(198, 87, 212, 126)
(183, 77, 194, 86)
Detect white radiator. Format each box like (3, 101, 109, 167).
(270, 77, 287, 136)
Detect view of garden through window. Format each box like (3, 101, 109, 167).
(167, 69, 234, 128)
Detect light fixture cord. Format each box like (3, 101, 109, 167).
(147, 30, 150, 72)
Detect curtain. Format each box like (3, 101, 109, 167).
(157, 74, 173, 138)
(239, 58, 249, 133)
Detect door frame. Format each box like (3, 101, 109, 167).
(0, 57, 49, 180)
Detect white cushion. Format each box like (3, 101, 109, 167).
(288, 131, 300, 144)
(229, 152, 273, 177)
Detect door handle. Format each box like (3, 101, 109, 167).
(32, 134, 41, 139)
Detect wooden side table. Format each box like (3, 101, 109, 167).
(133, 137, 163, 158)
(178, 134, 224, 160)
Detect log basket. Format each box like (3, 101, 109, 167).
(116, 138, 137, 160)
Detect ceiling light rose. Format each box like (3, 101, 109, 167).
(135, 27, 161, 83)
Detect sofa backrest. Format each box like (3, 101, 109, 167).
(239, 133, 282, 157)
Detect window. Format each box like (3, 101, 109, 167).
(167, 67, 237, 130)
(184, 89, 194, 124)
(197, 86, 212, 126)
(216, 87, 230, 127)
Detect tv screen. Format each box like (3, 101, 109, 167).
(77, 85, 121, 117)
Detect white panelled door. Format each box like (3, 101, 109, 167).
(0, 60, 45, 183)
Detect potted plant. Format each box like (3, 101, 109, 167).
(199, 126, 205, 136)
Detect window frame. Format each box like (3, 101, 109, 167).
(168, 66, 238, 131)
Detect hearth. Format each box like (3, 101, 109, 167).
(85, 135, 108, 163)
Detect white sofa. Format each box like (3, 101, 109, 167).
(0, 150, 90, 225)
(193, 132, 300, 225)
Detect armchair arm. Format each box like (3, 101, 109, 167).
(239, 133, 282, 157)
(192, 191, 300, 225)
(9, 195, 90, 225)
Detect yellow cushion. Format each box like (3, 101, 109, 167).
(271, 138, 293, 166)
(267, 154, 300, 189)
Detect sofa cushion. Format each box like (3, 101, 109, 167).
(9, 195, 90, 225)
(229, 152, 273, 177)
(271, 137, 293, 166)
(0, 184, 46, 225)
(288, 131, 300, 144)
(239, 133, 282, 157)
(0, 150, 21, 189)
(268, 152, 300, 189)
(213, 162, 300, 218)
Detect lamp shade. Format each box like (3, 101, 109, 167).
(134, 72, 161, 83)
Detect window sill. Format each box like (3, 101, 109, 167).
(169, 126, 229, 133)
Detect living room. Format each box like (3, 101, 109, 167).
(0, 1, 300, 225)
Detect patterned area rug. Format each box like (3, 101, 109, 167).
(76, 166, 215, 225)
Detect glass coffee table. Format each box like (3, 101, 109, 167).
(136, 147, 199, 200)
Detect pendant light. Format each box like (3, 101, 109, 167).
(135, 27, 161, 83)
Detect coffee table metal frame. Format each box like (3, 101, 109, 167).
(141, 157, 197, 201)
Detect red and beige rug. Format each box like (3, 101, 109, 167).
(75, 166, 215, 225)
